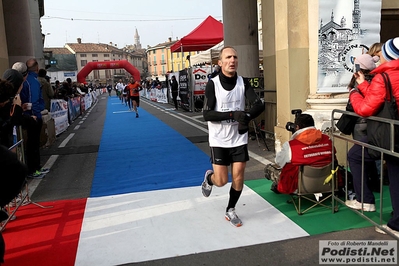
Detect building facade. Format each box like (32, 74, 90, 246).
(146, 38, 198, 81)
(42, 38, 145, 85)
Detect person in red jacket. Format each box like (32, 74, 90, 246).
(269, 113, 334, 194)
(348, 37, 399, 237)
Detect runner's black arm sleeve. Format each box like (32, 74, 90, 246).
(244, 79, 265, 118)
(203, 80, 234, 121)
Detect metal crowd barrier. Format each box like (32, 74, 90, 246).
(331, 109, 399, 240)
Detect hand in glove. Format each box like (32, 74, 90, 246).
(232, 111, 251, 124)
(238, 123, 249, 134)
(232, 111, 251, 134)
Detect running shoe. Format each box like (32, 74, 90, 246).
(136, 113, 139, 118)
(201, 170, 213, 197)
(225, 208, 243, 227)
(28, 170, 45, 179)
(40, 168, 50, 174)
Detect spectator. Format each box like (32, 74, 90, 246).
(151, 77, 160, 88)
(19, 59, 48, 178)
(265, 114, 334, 194)
(0, 145, 28, 264)
(367, 42, 383, 56)
(65, 77, 73, 96)
(367, 42, 383, 64)
(347, 54, 381, 192)
(347, 37, 399, 237)
(1, 69, 37, 149)
(53, 80, 60, 93)
(348, 54, 379, 140)
(0, 75, 20, 147)
(57, 82, 68, 100)
(170, 75, 179, 110)
(38, 68, 54, 111)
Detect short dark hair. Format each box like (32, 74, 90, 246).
(295, 114, 314, 129)
(0, 80, 15, 102)
(38, 68, 47, 77)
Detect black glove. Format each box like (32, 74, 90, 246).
(232, 111, 251, 124)
(238, 122, 249, 134)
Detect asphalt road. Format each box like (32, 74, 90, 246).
(30, 92, 396, 266)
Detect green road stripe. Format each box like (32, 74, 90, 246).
(245, 179, 393, 235)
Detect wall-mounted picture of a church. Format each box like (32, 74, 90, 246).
(318, 0, 364, 76)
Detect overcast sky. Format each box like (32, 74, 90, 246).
(41, 0, 222, 49)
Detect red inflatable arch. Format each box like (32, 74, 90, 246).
(77, 60, 140, 84)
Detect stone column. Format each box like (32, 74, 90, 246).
(222, 0, 259, 77)
(0, 0, 9, 73)
(2, 0, 43, 67)
(271, 0, 316, 144)
(261, 0, 277, 135)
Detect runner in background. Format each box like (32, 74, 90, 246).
(126, 77, 142, 118)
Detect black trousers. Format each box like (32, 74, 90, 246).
(172, 91, 178, 109)
(26, 117, 43, 174)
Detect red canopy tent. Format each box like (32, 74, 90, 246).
(170, 15, 223, 53)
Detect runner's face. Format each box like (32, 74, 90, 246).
(218, 48, 238, 77)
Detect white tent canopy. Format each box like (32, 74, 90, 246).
(190, 41, 224, 66)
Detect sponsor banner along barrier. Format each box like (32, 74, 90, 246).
(50, 92, 98, 135)
(50, 99, 69, 135)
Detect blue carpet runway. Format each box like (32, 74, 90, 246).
(90, 98, 211, 197)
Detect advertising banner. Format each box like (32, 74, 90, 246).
(50, 99, 69, 135)
(178, 69, 190, 111)
(155, 88, 168, 103)
(68, 97, 81, 122)
(85, 93, 92, 110)
(192, 66, 212, 96)
(317, 0, 382, 93)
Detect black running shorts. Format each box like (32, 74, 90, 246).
(131, 96, 140, 107)
(210, 144, 249, 166)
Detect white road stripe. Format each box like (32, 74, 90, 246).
(113, 111, 132, 114)
(59, 133, 75, 148)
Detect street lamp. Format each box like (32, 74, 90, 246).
(44, 32, 51, 47)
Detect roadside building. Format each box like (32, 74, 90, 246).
(146, 38, 197, 82)
(43, 47, 78, 84)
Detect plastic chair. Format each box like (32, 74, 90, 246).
(289, 163, 338, 215)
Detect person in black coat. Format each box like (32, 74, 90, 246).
(170, 76, 179, 110)
(0, 145, 28, 264)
